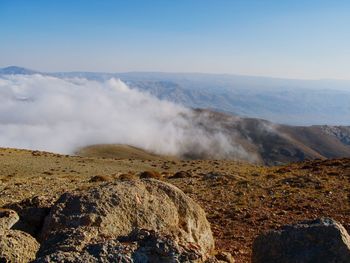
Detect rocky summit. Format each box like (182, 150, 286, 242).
(0, 148, 350, 262)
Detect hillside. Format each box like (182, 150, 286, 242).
(76, 110, 350, 165)
(0, 147, 349, 262)
(76, 144, 177, 161)
(186, 110, 350, 165)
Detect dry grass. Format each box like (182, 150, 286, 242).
(0, 147, 349, 262)
(76, 144, 177, 161)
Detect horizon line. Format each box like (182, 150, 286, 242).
(1, 65, 350, 82)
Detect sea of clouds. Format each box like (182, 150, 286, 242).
(0, 74, 251, 160)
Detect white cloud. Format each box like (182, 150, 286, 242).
(0, 74, 252, 160)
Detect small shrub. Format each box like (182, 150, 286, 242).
(89, 175, 111, 183)
(169, 171, 191, 179)
(119, 173, 138, 181)
(139, 171, 162, 180)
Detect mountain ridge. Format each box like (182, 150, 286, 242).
(1, 66, 350, 126)
(75, 109, 350, 165)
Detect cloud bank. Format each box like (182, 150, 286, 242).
(0, 74, 250, 160)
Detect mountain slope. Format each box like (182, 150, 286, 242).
(169, 109, 350, 165)
(75, 110, 350, 165)
(76, 144, 177, 161)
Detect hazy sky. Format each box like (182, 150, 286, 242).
(1, 0, 350, 79)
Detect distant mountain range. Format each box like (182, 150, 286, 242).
(1, 66, 350, 126)
(1, 66, 350, 164)
(0, 66, 39, 75)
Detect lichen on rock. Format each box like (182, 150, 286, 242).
(35, 179, 214, 262)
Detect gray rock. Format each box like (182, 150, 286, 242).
(0, 208, 40, 262)
(0, 209, 19, 232)
(35, 228, 204, 262)
(36, 179, 214, 262)
(0, 229, 40, 263)
(252, 218, 350, 263)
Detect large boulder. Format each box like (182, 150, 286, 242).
(36, 179, 214, 262)
(0, 209, 39, 263)
(252, 218, 350, 263)
(0, 229, 40, 263)
(35, 229, 208, 263)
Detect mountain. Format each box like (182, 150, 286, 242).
(121, 75, 350, 126)
(187, 109, 350, 165)
(1, 66, 350, 164)
(1, 66, 349, 126)
(75, 109, 350, 165)
(1, 68, 349, 262)
(0, 66, 39, 75)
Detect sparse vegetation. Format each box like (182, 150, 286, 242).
(89, 175, 112, 182)
(119, 173, 138, 181)
(0, 147, 349, 262)
(139, 170, 162, 180)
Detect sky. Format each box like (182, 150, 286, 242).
(1, 0, 350, 79)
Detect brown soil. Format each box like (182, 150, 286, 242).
(0, 147, 349, 262)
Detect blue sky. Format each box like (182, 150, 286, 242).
(1, 0, 350, 79)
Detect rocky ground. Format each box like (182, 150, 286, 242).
(0, 147, 349, 262)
